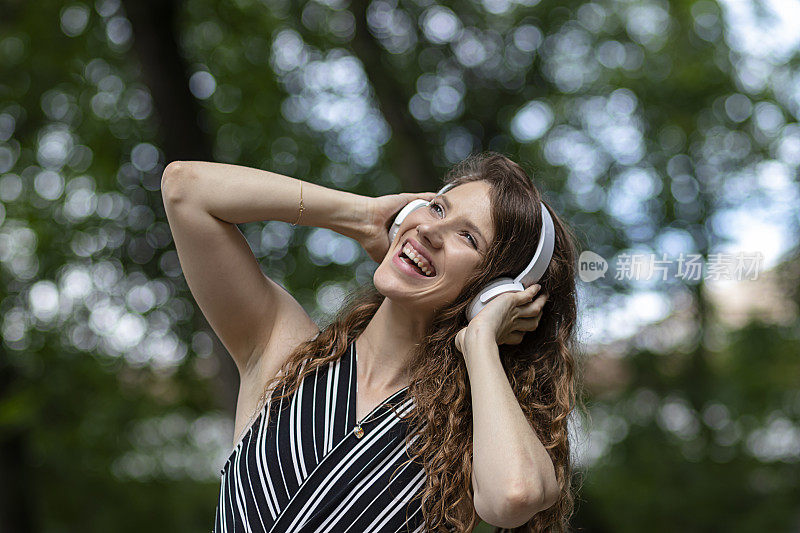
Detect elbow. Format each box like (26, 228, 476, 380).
(513, 479, 560, 521)
(476, 481, 557, 529)
(475, 493, 534, 529)
(515, 479, 559, 512)
(161, 161, 192, 202)
(162, 160, 189, 183)
(504, 483, 548, 527)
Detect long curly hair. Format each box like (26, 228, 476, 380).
(251, 151, 585, 532)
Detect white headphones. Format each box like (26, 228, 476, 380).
(388, 183, 555, 321)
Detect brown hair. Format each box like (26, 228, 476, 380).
(252, 151, 585, 532)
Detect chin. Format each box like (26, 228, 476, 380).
(373, 263, 460, 315)
(373, 264, 426, 305)
(372, 262, 405, 298)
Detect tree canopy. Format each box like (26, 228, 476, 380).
(1, 0, 798, 531)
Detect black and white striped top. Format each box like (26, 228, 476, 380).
(214, 339, 427, 532)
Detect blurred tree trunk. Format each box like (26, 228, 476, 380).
(121, 0, 239, 417)
(120, 0, 212, 161)
(345, 0, 438, 192)
(0, 380, 34, 532)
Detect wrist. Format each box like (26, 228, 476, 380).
(461, 327, 500, 378)
(466, 324, 496, 343)
(323, 190, 368, 241)
(351, 194, 372, 242)
(462, 326, 496, 355)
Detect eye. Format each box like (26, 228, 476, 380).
(463, 232, 478, 248)
(430, 201, 479, 250)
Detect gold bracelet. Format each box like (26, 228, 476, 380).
(291, 181, 304, 226)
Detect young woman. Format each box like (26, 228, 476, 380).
(161, 151, 581, 532)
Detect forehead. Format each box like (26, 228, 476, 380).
(441, 181, 494, 243)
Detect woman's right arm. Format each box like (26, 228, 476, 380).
(160, 161, 368, 378)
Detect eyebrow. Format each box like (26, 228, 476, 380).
(438, 194, 488, 249)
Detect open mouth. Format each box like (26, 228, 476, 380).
(395, 240, 436, 278)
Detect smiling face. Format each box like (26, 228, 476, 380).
(373, 180, 495, 315)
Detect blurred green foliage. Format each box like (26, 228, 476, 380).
(1, 0, 798, 531)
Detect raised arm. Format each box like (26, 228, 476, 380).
(160, 161, 368, 379)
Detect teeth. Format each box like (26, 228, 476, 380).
(402, 244, 435, 277)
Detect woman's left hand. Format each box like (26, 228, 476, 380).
(454, 284, 548, 353)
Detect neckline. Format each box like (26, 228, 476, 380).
(351, 340, 410, 427)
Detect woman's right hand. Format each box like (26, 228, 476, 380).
(358, 191, 437, 263)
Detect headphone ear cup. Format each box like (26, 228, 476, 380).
(466, 277, 519, 321)
(388, 184, 455, 242)
(388, 199, 429, 242)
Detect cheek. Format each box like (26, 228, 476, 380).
(446, 254, 482, 280)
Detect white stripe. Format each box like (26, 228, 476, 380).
(341, 437, 423, 533)
(274, 393, 290, 499)
(232, 431, 254, 533)
(404, 505, 424, 533)
(346, 343, 354, 425)
(282, 398, 415, 531)
(231, 437, 244, 530)
(324, 361, 333, 454)
(254, 403, 279, 520)
(314, 439, 405, 533)
(216, 468, 226, 533)
(226, 463, 235, 532)
(297, 376, 308, 478)
(363, 468, 427, 533)
(291, 366, 309, 481)
(289, 380, 303, 485)
(312, 365, 319, 464)
(243, 428, 267, 531)
(316, 434, 420, 533)
(327, 357, 342, 453)
(350, 434, 406, 482)
(264, 398, 373, 533)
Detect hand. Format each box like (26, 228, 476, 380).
(359, 191, 437, 263)
(454, 284, 548, 353)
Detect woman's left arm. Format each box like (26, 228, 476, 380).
(462, 326, 560, 528)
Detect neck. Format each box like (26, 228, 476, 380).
(355, 298, 431, 392)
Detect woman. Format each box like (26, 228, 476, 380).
(161, 151, 582, 532)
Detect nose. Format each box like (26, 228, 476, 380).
(415, 219, 444, 250)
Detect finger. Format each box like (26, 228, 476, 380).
(499, 329, 526, 345)
(517, 284, 542, 304)
(399, 192, 429, 204)
(514, 316, 541, 331)
(507, 331, 524, 344)
(517, 292, 548, 316)
(409, 192, 437, 200)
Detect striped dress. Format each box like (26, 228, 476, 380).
(214, 340, 427, 532)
